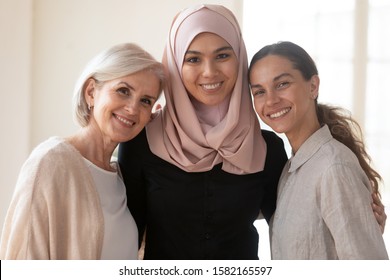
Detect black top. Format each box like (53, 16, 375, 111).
(118, 129, 287, 260)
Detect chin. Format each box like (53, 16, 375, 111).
(266, 124, 285, 134)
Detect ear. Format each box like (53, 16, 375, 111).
(84, 78, 96, 107)
(310, 75, 320, 99)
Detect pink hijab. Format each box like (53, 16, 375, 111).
(146, 4, 266, 175)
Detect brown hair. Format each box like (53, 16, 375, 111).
(249, 41, 382, 194)
(316, 104, 382, 194)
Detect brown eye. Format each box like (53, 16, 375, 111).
(277, 82, 290, 89)
(141, 98, 152, 106)
(254, 89, 266, 96)
(117, 87, 129, 95)
(216, 53, 230, 60)
(185, 56, 200, 63)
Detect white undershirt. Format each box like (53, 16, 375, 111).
(84, 158, 138, 260)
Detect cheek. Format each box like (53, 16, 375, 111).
(181, 66, 194, 84)
(253, 98, 264, 115)
(139, 109, 152, 125)
(229, 69, 238, 85)
(180, 69, 193, 94)
(225, 61, 238, 80)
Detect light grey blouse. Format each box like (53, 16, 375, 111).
(270, 125, 388, 259)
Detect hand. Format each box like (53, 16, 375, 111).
(372, 193, 387, 234)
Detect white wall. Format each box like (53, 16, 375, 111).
(0, 0, 32, 233)
(30, 0, 241, 147)
(0, 0, 241, 247)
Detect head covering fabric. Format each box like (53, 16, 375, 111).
(146, 4, 266, 174)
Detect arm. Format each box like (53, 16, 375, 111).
(0, 154, 52, 259)
(260, 130, 288, 223)
(321, 164, 388, 259)
(1, 141, 103, 260)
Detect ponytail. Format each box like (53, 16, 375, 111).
(316, 103, 382, 195)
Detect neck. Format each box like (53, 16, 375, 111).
(287, 118, 321, 155)
(67, 127, 117, 172)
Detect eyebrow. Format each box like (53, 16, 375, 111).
(117, 82, 158, 100)
(185, 46, 233, 56)
(118, 81, 135, 91)
(250, 72, 293, 88)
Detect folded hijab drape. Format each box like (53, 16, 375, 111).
(146, 4, 266, 175)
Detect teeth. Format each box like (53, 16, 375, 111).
(269, 108, 290, 119)
(202, 83, 221, 90)
(116, 115, 134, 126)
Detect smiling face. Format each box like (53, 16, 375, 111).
(85, 70, 160, 144)
(249, 55, 320, 149)
(181, 32, 239, 106)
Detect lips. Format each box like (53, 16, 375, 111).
(201, 82, 222, 91)
(114, 114, 135, 127)
(268, 107, 291, 119)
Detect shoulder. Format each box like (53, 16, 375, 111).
(26, 137, 82, 171)
(319, 138, 360, 166)
(261, 129, 287, 159)
(18, 137, 87, 193)
(261, 129, 288, 171)
(11, 138, 82, 206)
(13, 137, 96, 214)
(120, 128, 148, 150)
(118, 128, 151, 163)
(316, 138, 371, 189)
(261, 129, 284, 146)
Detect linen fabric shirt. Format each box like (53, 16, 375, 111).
(118, 129, 287, 259)
(270, 125, 388, 259)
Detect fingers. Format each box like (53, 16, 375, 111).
(374, 211, 385, 234)
(372, 193, 384, 207)
(372, 201, 384, 215)
(372, 193, 386, 234)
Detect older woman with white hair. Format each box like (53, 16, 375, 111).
(0, 43, 165, 259)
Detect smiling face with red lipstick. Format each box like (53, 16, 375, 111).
(249, 54, 320, 153)
(182, 32, 239, 106)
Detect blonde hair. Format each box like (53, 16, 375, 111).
(73, 43, 165, 127)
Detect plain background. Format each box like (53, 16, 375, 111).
(0, 0, 388, 259)
(0, 0, 240, 241)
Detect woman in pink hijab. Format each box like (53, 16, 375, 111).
(118, 4, 386, 260)
(118, 4, 287, 260)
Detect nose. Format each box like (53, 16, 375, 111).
(201, 60, 218, 78)
(124, 98, 140, 114)
(266, 90, 280, 106)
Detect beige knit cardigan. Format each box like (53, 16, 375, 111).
(0, 137, 104, 259)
